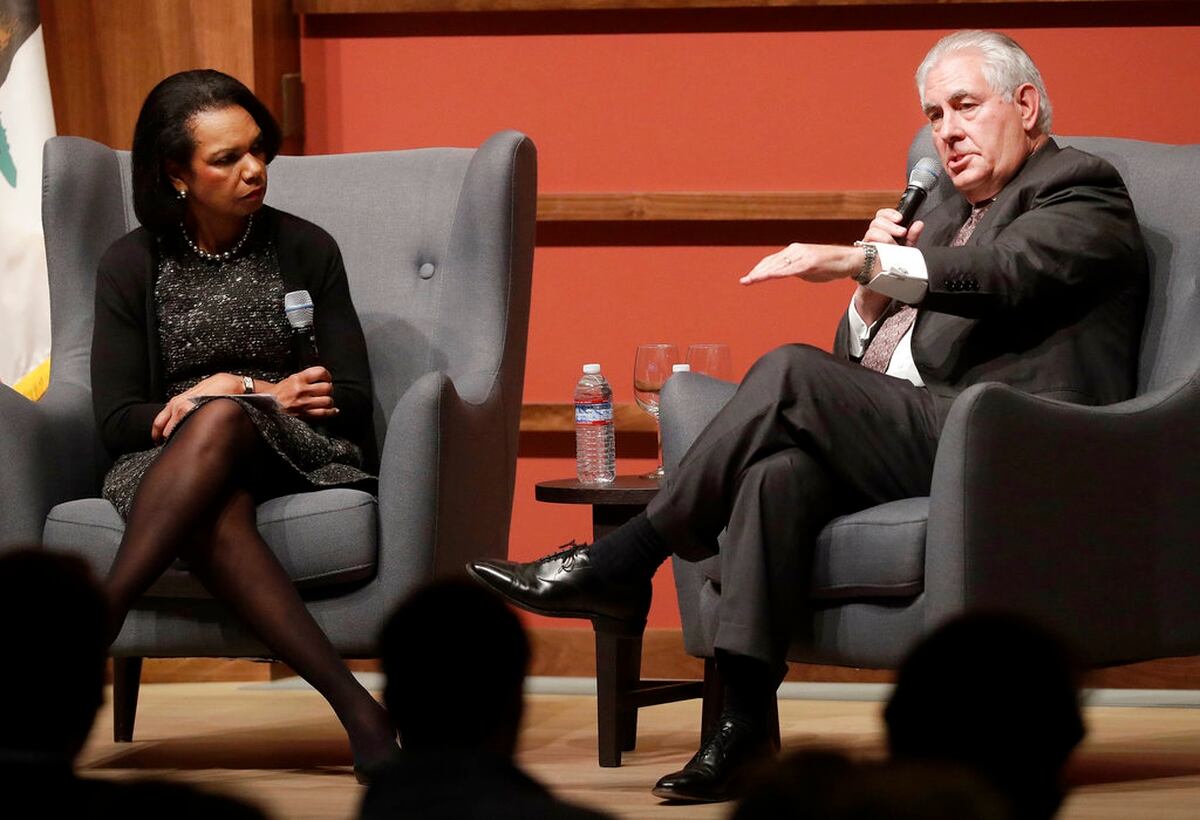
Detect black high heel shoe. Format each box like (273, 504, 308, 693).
(353, 736, 401, 785)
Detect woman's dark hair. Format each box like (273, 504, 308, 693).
(131, 69, 282, 234)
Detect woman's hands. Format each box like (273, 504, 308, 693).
(265, 366, 339, 419)
(151, 372, 244, 443)
(150, 368, 338, 444)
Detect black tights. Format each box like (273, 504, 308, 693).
(104, 399, 395, 763)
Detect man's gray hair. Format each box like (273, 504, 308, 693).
(916, 30, 1053, 134)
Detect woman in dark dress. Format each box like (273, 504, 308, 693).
(91, 69, 396, 775)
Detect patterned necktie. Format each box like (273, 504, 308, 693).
(860, 201, 992, 374)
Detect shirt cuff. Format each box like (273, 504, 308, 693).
(846, 297, 874, 358)
(865, 243, 928, 304)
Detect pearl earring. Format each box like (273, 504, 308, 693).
(176, 189, 187, 201)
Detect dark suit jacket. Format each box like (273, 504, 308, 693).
(836, 140, 1148, 416)
(90, 206, 375, 461)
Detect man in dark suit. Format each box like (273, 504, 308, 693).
(468, 30, 1146, 803)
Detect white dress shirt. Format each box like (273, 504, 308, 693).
(844, 243, 929, 387)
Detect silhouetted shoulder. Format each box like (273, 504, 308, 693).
(92, 778, 269, 819)
(362, 751, 613, 820)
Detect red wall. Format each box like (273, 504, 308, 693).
(300, 6, 1200, 630)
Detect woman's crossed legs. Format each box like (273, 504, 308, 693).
(104, 399, 395, 765)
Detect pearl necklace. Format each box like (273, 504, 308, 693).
(181, 214, 255, 263)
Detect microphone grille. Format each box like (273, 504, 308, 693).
(908, 157, 943, 192)
(284, 290, 314, 329)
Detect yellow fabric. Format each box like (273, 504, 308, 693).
(12, 356, 49, 400)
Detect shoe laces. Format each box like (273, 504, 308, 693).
(537, 539, 590, 572)
(698, 716, 754, 759)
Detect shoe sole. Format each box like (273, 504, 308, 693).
(650, 785, 734, 804)
(465, 563, 646, 637)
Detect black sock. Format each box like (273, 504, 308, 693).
(717, 651, 783, 731)
(586, 512, 671, 581)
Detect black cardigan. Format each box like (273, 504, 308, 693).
(91, 206, 375, 461)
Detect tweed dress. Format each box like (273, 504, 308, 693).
(101, 229, 374, 518)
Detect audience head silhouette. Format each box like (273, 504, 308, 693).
(0, 548, 107, 762)
(380, 579, 529, 756)
(734, 748, 1010, 820)
(885, 611, 1085, 820)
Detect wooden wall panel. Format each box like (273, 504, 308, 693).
(39, 0, 300, 152)
(252, 0, 303, 146)
(294, 0, 1190, 11)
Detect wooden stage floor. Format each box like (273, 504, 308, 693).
(77, 682, 1200, 819)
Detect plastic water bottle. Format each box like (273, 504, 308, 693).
(575, 363, 616, 484)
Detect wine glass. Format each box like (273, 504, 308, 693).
(634, 343, 680, 479)
(686, 343, 733, 381)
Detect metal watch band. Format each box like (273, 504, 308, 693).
(852, 241, 877, 286)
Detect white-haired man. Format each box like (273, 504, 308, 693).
(469, 30, 1146, 803)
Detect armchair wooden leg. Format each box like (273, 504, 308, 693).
(112, 656, 143, 743)
(617, 632, 643, 751)
(594, 627, 710, 767)
(595, 629, 641, 767)
(768, 692, 781, 751)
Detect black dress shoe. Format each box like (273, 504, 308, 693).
(466, 542, 651, 635)
(651, 716, 773, 803)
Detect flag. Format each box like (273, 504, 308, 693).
(0, 0, 55, 400)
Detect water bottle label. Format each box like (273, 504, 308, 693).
(575, 401, 613, 425)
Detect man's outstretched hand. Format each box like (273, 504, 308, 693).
(739, 243, 860, 286)
(740, 213, 924, 288)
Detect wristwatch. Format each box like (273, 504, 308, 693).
(852, 241, 878, 286)
(242, 375, 255, 394)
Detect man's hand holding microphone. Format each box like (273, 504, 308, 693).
(737, 157, 942, 324)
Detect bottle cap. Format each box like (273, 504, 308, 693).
(672, 364, 691, 373)
(583, 363, 601, 374)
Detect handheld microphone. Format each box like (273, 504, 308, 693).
(895, 157, 943, 232)
(284, 290, 320, 370)
(283, 289, 329, 434)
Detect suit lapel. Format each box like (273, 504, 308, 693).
(908, 139, 1063, 380)
(911, 195, 969, 346)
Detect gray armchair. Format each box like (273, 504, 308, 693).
(1, 131, 537, 740)
(662, 131, 1200, 702)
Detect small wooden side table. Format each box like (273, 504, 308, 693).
(534, 476, 710, 767)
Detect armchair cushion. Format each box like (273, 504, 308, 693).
(45, 488, 378, 598)
(697, 498, 928, 601)
(811, 498, 928, 600)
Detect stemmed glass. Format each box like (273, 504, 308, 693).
(685, 343, 733, 381)
(634, 343, 680, 480)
